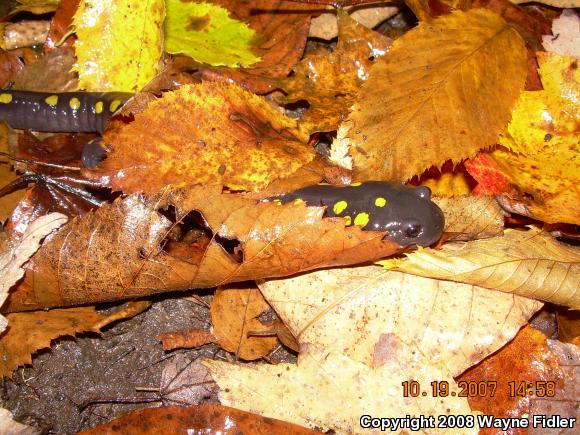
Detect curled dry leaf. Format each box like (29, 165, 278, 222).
(384, 227, 580, 309)
(6, 185, 401, 311)
(72, 0, 164, 92)
(332, 9, 527, 181)
(86, 82, 314, 194)
(491, 53, 580, 225)
(542, 10, 580, 58)
(433, 195, 505, 241)
(278, 9, 391, 134)
(210, 284, 278, 360)
(204, 266, 539, 432)
(159, 329, 216, 351)
(0, 301, 150, 378)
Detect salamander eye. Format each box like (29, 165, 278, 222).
(405, 223, 422, 238)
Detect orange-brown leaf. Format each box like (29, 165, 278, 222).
(78, 404, 318, 435)
(6, 185, 400, 311)
(86, 82, 314, 193)
(211, 283, 277, 360)
(159, 329, 216, 351)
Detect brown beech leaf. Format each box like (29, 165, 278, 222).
(86, 82, 313, 194)
(332, 9, 527, 182)
(277, 9, 392, 133)
(210, 283, 277, 360)
(79, 404, 318, 435)
(433, 195, 506, 241)
(0, 301, 150, 378)
(5, 185, 400, 311)
(458, 326, 577, 426)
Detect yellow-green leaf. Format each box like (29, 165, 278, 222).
(380, 227, 580, 309)
(332, 9, 527, 181)
(73, 0, 164, 92)
(164, 0, 261, 68)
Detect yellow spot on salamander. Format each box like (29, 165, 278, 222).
(333, 200, 348, 214)
(317, 182, 330, 185)
(273, 198, 282, 205)
(344, 215, 352, 226)
(95, 101, 104, 114)
(293, 198, 305, 205)
(69, 97, 81, 110)
(0, 93, 13, 104)
(45, 95, 58, 106)
(350, 182, 362, 186)
(354, 212, 370, 226)
(375, 197, 387, 207)
(109, 99, 122, 112)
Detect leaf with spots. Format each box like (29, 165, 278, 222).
(202, 266, 540, 432)
(489, 53, 580, 225)
(86, 82, 314, 194)
(381, 227, 580, 309)
(332, 9, 527, 181)
(164, 0, 261, 68)
(5, 185, 401, 311)
(72, 0, 164, 92)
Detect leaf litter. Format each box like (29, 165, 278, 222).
(0, 0, 578, 433)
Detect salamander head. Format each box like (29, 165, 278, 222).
(367, 184, 445, 247)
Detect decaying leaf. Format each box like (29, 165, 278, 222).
(458, 326, 574, 423)
(433, 195, 506, 241)
(203, 266, 540, 432)
(159, 329, 216, 351)
(164, 0, 261, 68)
(0, 212, 67, 331)
(382, 227, 580, 308)
(72, 0, 164, 92)
(79, 404, 318, 435)
(210, 284, 277, 360)
(332, 9, 527, 181)
(491, 53, 580, 224)
(542, 9, 580, 57)
(278, 9, 391, 133)
(0, 301, 150, 378)
(86, 82, 314, 193)
(0, 408, 39, 435)
(6, 185, 401, 311)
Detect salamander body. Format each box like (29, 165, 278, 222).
(268, 181, 445, 247)
(0, 90, 132, 133)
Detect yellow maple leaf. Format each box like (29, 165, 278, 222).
(492, 53, 580, 224)
(73, 0, 164, 92)
(331, 9, 527, 182)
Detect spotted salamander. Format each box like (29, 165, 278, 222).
(267, 181, 445, 247)
(0, 90, 132, 134)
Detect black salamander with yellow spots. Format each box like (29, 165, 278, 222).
(0, 90, 132, 134)
(268, 181, 445, 247)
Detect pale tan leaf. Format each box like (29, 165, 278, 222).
(512, 0, 580, 8)
(434, 195, 506, 241)
(385, 227, 580, 309)
(0, 408, 39, 435)
(542, 10, 580, 57)
(332, 9, 527, 181)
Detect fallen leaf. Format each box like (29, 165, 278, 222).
(422, 172, 472, 197)
(204, 265, 539, 432)
(492, 53, 580, 224)
(309, 4, 399, 40)
(0, 408, 39, 435)
(433, 195, 506, 241)
(72, 0, 164, 92)
(79, 404, 317, 435)
(542, 9, 580, 57)
(458, 326, 573, 428)
(6, 185, 401, 311)
(511, 0, 580, 8)
(86, 82, 314, 193)
(160, 353, 217, 406)
(464, 153, 511, 195)
(278, 9, 391, 134)
(556, 309, 580, 345)
(44, 0, 78, 51)
(165, 0, 261, 68)
(10, 0, 59, 15)
(331, 9, 527, 181)
(159, 329, 216, 351)
(0, 212, 67, 331)
(382, 227, 580, 308)
(211, 283, 277, 360)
